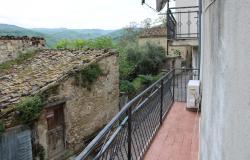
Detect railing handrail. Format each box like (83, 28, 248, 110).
(75, 69, 175, 160)
(76, 68, 200, 160)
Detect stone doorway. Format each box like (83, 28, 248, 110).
(46, 104, 65, 158)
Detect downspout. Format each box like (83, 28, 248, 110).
(198, 0, 202, 74)
(166, 1, 169, 55)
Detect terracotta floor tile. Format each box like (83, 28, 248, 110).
(144, 102, 199, 160)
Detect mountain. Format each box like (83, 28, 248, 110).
(0, 24, 123, 48)
(32, 28, 114, 40)
(0, 24, 44, 37)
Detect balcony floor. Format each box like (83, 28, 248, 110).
(144, 102, 199, 160)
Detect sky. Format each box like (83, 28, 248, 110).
(0, 0, 173, 30)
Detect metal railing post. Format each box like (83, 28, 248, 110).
(127, 107, 132, 160)
(160, 79, 164, 125)
(172, 69, 175, 102)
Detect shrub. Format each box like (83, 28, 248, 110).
(55, 39, 72, 49)
(120, 80, 136, 97)
(119, 59, 136, 80)
(138, 75, 159, 86)
(73, 39, 87, 49)
(16, 96, 43, 123)
(93, 36, 114, 49)
(173, 49, 181, 56)
(132, 74, 161, 92)
(125, 43, 166, 76)
(126, 45, 142, 64)
(54, 37, 115, 49)
(75, 64, 103, 90)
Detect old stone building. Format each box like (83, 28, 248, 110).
(139, 26, 168, 51)
(0, 37, 119, 159)
(138, 26, 182, 69)
(0, 36, 45, 63)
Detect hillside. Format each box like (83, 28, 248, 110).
(0, 24, 124, 48)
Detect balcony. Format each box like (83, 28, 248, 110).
(75, 69, 200, 160)
(167, 6, 199, 40)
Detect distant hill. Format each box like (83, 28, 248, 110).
(32, 28, 114, 40)
(0, 24, 124, 48)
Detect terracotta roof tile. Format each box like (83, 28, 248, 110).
(139, 26, 167, 38)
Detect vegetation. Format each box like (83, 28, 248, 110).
(120, 80, 136, 98)
(0, 24, 123, 47)
(173, 49, 181, 56)
(132, 74, 162, 91)
(75, 64, 103, 90)
(16, 96, 43, 124)
(55, 36, 114, 49)
(119, 42, 166, 97)
(0, 49, 38, 72)
(0, 120, 4, 136)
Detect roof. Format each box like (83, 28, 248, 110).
(139, 26, 167, 38)
(0, 49, 116, 109)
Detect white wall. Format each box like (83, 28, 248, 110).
(200, 0, 250, 160)
(175, 0, 199, 38)
(175, 0, 198, 7)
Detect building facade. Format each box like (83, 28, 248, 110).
(200, 0, 250, 160)
(0, 37, 119, 159)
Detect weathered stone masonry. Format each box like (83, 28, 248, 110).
(0, 36, 45, 63)
(0, 47, 119, 159)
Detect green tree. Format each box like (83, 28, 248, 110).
(55, 39, 71, 49)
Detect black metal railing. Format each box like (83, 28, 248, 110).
(76, 68, 199, 160)
(174, 68, 200, 102)
(167, 9, 177, 39)
(167, 6, 199, 39)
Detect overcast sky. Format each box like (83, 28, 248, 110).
(0, 0, 174, 29)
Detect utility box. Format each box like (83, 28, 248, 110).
(187, 80, 200, 109)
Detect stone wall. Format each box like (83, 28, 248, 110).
(37, 55, 119, 159)
(0, 36, 45, 64)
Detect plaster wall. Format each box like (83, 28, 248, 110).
(200, 0, 250, 160)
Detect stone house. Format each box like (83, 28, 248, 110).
(138, 26, 182, 69)
(0, 37, 119, 159)
(139, 26, 168, 51)
(0, 36, 45, 63)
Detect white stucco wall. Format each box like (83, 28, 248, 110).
(175, 0, 199, 38)
(200, 0, 250, 160)
(175, 0, 198, 7)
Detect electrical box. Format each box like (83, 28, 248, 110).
(187, 80, 200, 109)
